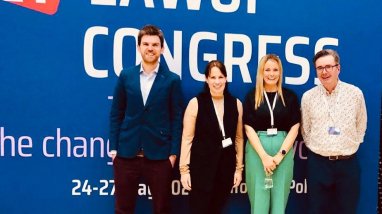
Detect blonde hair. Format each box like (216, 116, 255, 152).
(254, 54, 286, 109)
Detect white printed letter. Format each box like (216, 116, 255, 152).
(189, 32, 218, 82)
(163, 31, 183, 78)
(224, 33, 252, 82)
(212, 0, 240, 13)
(113, 28, 139, 77)
(258, 35, 281, 63)
(84, 26, 109, 78)
(285, 36, 310, 85)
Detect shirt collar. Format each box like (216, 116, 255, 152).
(140, 63, 159, 75)
(319, 80, 342, 96)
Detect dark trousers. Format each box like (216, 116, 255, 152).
(189, 155, 234, 214)
(113, 156, 173, 214)
(307, 149, 360, 214)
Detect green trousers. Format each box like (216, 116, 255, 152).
(245, 131, 293, 214)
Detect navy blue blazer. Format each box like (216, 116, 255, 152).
(109, 64, 183, 160)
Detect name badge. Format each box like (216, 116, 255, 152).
(222, 137, 233, 148)
(328, 127, 341, 135)
(267, 128, 278, 136)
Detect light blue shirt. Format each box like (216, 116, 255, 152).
(140, 63, 159, 105)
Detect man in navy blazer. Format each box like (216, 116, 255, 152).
(109, 25, 183, 214)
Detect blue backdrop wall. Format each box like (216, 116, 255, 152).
(1, 0, 381, 213)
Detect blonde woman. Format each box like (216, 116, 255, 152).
(243, 54, 300, 213)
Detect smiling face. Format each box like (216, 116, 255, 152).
(137, 35, 164, 66)
(315, 55, 340, 92)
(206, 66, 227, 97)
(263, 59, 280, 91)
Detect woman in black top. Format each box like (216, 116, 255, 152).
(179, 60, 244, 214)
(243, 54, 300, 214)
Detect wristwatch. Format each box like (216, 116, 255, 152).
(281, 149, 287, 156)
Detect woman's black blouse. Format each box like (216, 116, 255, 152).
(243, 87, 301, 132)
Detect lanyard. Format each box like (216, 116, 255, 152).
(212, 98, 226, 139)
(321, 87, 340, 126)
(264, 91, 277, 128)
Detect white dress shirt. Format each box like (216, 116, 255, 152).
(140, 64, 159, 105)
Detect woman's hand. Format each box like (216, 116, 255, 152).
(180, 173, 192, 191)
(272, 153, 284, 166)
(261, 154, 276, 174)
(233, 171, 242, 188)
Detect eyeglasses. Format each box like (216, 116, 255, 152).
(316, 64, 338, 73)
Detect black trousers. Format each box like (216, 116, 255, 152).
(189, 154, 234, 214)
(113, 156, 173, 214)
(307, 149, 360, 214)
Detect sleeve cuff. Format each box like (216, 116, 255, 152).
(235, 164, 244, 172)
(179, 165, 190, 175)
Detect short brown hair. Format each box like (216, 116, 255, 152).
(137, 24, 164, 47)
(313, 49, 340, 67)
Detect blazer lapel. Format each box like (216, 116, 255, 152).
(132, 66, 145, 108)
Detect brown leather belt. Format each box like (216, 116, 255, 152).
(136, 150, 144, 157)
(327, 154, 354, 160)
(309, 149, 355, 161)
